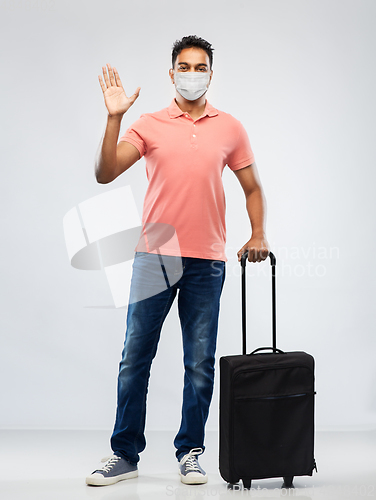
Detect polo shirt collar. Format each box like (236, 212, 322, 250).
(168, 99, 218, 119)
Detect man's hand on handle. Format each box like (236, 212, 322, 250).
(98, 63, 141, 117)
(237, 235, 270, 263)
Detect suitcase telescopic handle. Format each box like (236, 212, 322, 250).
(240, 250, 277, 355)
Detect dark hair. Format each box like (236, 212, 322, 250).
(172, 35, 214, 69)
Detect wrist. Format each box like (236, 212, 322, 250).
(251, 230, 266, 239)
(107, 112, 124, 122)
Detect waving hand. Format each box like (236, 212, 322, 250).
(98, 63, 141, 117)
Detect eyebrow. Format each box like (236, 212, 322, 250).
(177, 62, 208, 68)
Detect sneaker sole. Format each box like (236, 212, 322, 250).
(86, 469, 138, 486)
(179, 471, 208, 485)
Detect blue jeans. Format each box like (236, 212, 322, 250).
(110, 252, 226, 464)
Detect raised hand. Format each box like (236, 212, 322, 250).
(98, 63, 141, 117)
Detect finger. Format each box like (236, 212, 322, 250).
(237, 248, 245, 261)
(107, 63, 116, 86)
(112, 67, 123, 88)
(255, 247, 268, 262)
(98, 75, 106, 93)
(129, 87, 141, 104)
(261, 247, 269, 260)
(248, 248, 257, 263)
(102, 65, 111, 88)
(239, 248, 250, 261)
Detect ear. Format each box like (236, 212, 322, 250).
(208, 69, 213, 86)
(169, 68, 175, 84)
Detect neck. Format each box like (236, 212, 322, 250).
(174, 93, 207, 119)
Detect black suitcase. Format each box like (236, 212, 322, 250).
(219, 250, 317, 489)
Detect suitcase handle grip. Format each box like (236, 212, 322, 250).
(240, 250, 277, 355)
(248, 347, 285, 355)
(241, 250, 276, 267)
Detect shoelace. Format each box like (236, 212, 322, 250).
(180, 447, 203, 472)
(99, 454, 122, 472)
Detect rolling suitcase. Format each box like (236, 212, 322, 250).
(219, 250, 317, 489)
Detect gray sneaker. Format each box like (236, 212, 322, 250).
(178, 447, 208, 484)
(86, 454, 138, 486)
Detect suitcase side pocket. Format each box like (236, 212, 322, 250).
(232, 392, 315, 480)
(230, 363, 315, 481)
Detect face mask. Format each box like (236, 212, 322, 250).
(174, 72, 211, 101)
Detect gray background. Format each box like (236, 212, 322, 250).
(1, 0, 375, 433)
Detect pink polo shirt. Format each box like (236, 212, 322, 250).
(119, 99, 255, 262)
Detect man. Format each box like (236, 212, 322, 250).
(86, 35, 269, 487)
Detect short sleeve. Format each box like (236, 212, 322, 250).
(119, 115, 147, 158)
(226, 121, 255, 171)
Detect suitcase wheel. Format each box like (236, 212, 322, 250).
(227, 482, 241, 490)
(242, 479, 252, 489)
(282, 476, 294, 488)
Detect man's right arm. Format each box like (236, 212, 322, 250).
(95, 115, 140, 184)
(95, 63, 141, 184)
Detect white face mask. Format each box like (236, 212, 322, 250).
(174, 72, 211, 101)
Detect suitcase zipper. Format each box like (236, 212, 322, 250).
(235, 392, 315, 401)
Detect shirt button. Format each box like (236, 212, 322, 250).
(193, 134, 196, 138)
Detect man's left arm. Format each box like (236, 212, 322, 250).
(234, 162, 270, 263)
